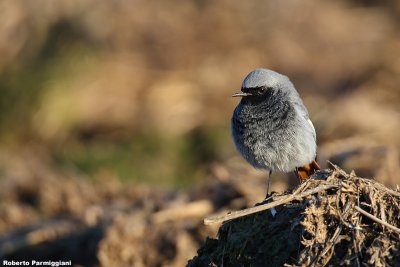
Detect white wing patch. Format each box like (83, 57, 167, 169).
(308, 118, 317, 141)
(307, 119, 315, 132)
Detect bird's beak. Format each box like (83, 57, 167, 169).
(232, 92, 253, 97)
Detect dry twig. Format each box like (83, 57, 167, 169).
(354, 206, 400, 234)
(204, 184, 338, 225)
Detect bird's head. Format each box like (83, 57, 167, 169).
(232, 69, 293, 101)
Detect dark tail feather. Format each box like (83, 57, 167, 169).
(295, 160, 320, 183)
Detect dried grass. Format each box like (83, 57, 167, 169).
(189, 166, 400, 266)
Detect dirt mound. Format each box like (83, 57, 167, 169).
(1, 150, 399, 266)
(188, 167, 400, 267)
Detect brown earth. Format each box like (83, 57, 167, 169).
(1, 150, 399, 266)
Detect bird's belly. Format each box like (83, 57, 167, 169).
(233, 124, 316, 172)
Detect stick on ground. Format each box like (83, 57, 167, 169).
(204, 184, 338, 225)
(354, 206, 400, 234)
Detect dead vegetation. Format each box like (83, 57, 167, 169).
(189, 166, 400, 267)
(0, 152, 400, 266)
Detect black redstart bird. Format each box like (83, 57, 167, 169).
(231, 68, 320, 194)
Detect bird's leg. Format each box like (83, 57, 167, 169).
(266, 170, 272, 196)
(266, 170, 277, 217)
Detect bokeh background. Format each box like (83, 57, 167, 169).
(0, 1, 399, 266)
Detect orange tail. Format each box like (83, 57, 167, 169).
(295, 160, 320, 183)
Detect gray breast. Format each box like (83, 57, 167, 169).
(231, 99, 316, 172)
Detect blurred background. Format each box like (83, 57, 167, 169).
(0, 0, 399, 266)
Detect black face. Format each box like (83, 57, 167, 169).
(242, 86, 274, 98)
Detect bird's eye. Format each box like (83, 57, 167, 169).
(258, 87, 272, 95)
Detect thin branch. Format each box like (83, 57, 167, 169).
(312, 200, 352, 266)
(310, 223, 343, 267)
(376, 184, 400, 198)
(352, 227, 361, 267)
(354, 206, 400, 234)
(204, 184, 338, 225)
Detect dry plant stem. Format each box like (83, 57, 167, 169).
(353, 180, 362, 267)
(204, 184, 338, 225)
(319, 224, 343, 262)
(372, 182, 400, 198)
(354, 206, 400, 234)
(310, 201, 351, 266)
(352, 228, 361, 267)
(271, 181, 309, 202)
(318, 202, 352, 259)
(335, 189, 358, 230)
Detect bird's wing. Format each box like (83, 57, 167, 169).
(307, 118, 317, 141)
(307, 118, 315, 132)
